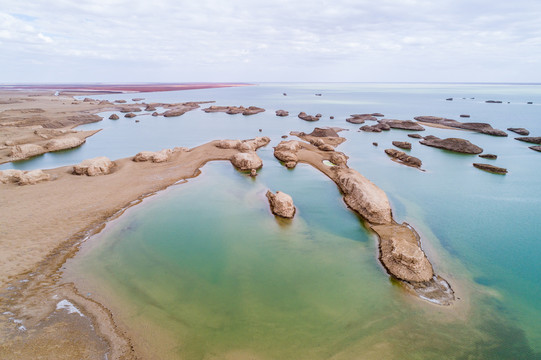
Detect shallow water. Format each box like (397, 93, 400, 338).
(15, 83, 541, 358)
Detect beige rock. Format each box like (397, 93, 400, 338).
(73, 157, 114, 176)
(230, 152, 263, 170)
(9, 144, 45, 159)
(335, 168, 392, 225)
(273, 140, 303, 166)
(330, 152, 348, 167)
(133, 149, 174, 163)
(0, 169, 50, 185)
(45, 137, 85, 151)
(266, 190, 296, 218)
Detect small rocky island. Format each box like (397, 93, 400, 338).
(473, 163, 508, 174)
(420, 136, 483, 154)
(266, 190, 296, 218)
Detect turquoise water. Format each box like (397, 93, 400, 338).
(21, 83, 541, 358)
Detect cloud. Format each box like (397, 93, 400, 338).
(0, 0, 540, 82)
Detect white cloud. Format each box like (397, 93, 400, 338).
(0, 0, 540, 82)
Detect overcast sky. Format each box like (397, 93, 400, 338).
(1, 0, 540, 83)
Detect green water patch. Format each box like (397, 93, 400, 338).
(65, 161, 540, 359)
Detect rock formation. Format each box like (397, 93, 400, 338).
(385, 149, 422, 168)
(460, 114, 470, 118)
(0, 169, 50, 185)
(275, 110, 289, 116)
(230, 152, 263, 170)
(202, 105, 265, 115)
(266, 190, 296, 218)
(73, 157, 115, 176)
(379, 119, 425, 131)
(346, 114, 378, 124)
(145, 105, 157, 112)
(273, 140, 303, 168)
(45, 137, 85, 152)
(133, 148, 185, 163)
(125, 113, 136, 118)
(308, 127, 339, 137)
(414, 116, 507, 136)
(408, 134, 423, 139)
(9, 144, 45, 160)
(114, 100, 127, 103)
(507, 128, 530, 136)
(163, 108, 187, 117)
(479, 154, 497, 159)
(515, 137, 541, 144)
(485, 100, 503, 103)
(109, 114, 119, 120)
(298, 112, 319, 122)
(473, 163, 508, 174)
(529, 146, 541, 152)
(420, 136, 483, 154)
(392, 141, 412, 150)
(213, 137, 270, 171)
(360, 123, 391, 132)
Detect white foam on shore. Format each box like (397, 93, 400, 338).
(56, 299, 85, 317)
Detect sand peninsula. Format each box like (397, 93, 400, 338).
(1, 88, 453, 359)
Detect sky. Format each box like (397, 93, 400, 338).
(1, 0, 540, 83)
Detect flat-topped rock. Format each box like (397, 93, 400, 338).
(266, 190, 296, 218)
(408, 134, 423, 139)
(379, 119, 425, 131)
(414, 116, 507, 136)
(73, 157, 114, 176)
(392, 141, 412, 150)
(230, 152, 263, 170)
(479, 154, 497, 159)
(515, 136, 541, 144)
(507, 128, 529, 136)
(275, 110, 289, 116)
(45, 137, 85, 152)
(308, 127, 339, 137)
(420, 136, 483, 154)
(473, 163, 507, 174)
(9, 144, 45, 160)
(385, 149, 422, 168)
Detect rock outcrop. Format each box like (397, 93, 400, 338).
(266, 190, 296, 218)
(273, 140, 303, 168)
(420, 136, 483, 154)
(335, 168, 393, 225)
(308, 127, 339, 137)
(125, 113, 136, 118)
(73, 157, 114, 176)
(414, 116, 507, 136)
(385, 149, 422, 168)
(346, 114, 377, 124)
(203, 105, 265, 115)
(529, 146, 541, 152)
(45, 137, 85, 152)
(473, 163, 508, 174)
(359, 123, 390, 132)
(230, 152, 263, 170)
(109, 114, 119, 120)
(379, 119, 425, 131)
(507, 128, 529, 136)
(9, 144, 45, 160)
(515, 137, 541, 144)
(133, 148, 185, 163)
(298, 112, 319, 122)
(275, 110, 289, 116)
(214, 137, 270, 171)
(479, 154, 497, 159)
(392, 141, 412, 150)
(0, 169, 50, 185)
(163, 108, 187, 117)
(408, 134, 423, 139)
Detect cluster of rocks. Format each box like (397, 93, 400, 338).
(215, 136, 270, 171)
(360, 123, 390, 132)
(0, 169, 50, 185)
(203, 105, 265, 116)
(73, 157, 115, 176)
(414, 116, 507, 136)
(346, 113, 381, 124)
(298, 112, 321, 122)
(385, 149, 422, 168)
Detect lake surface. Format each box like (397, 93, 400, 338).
(17, 83, 541, 359)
